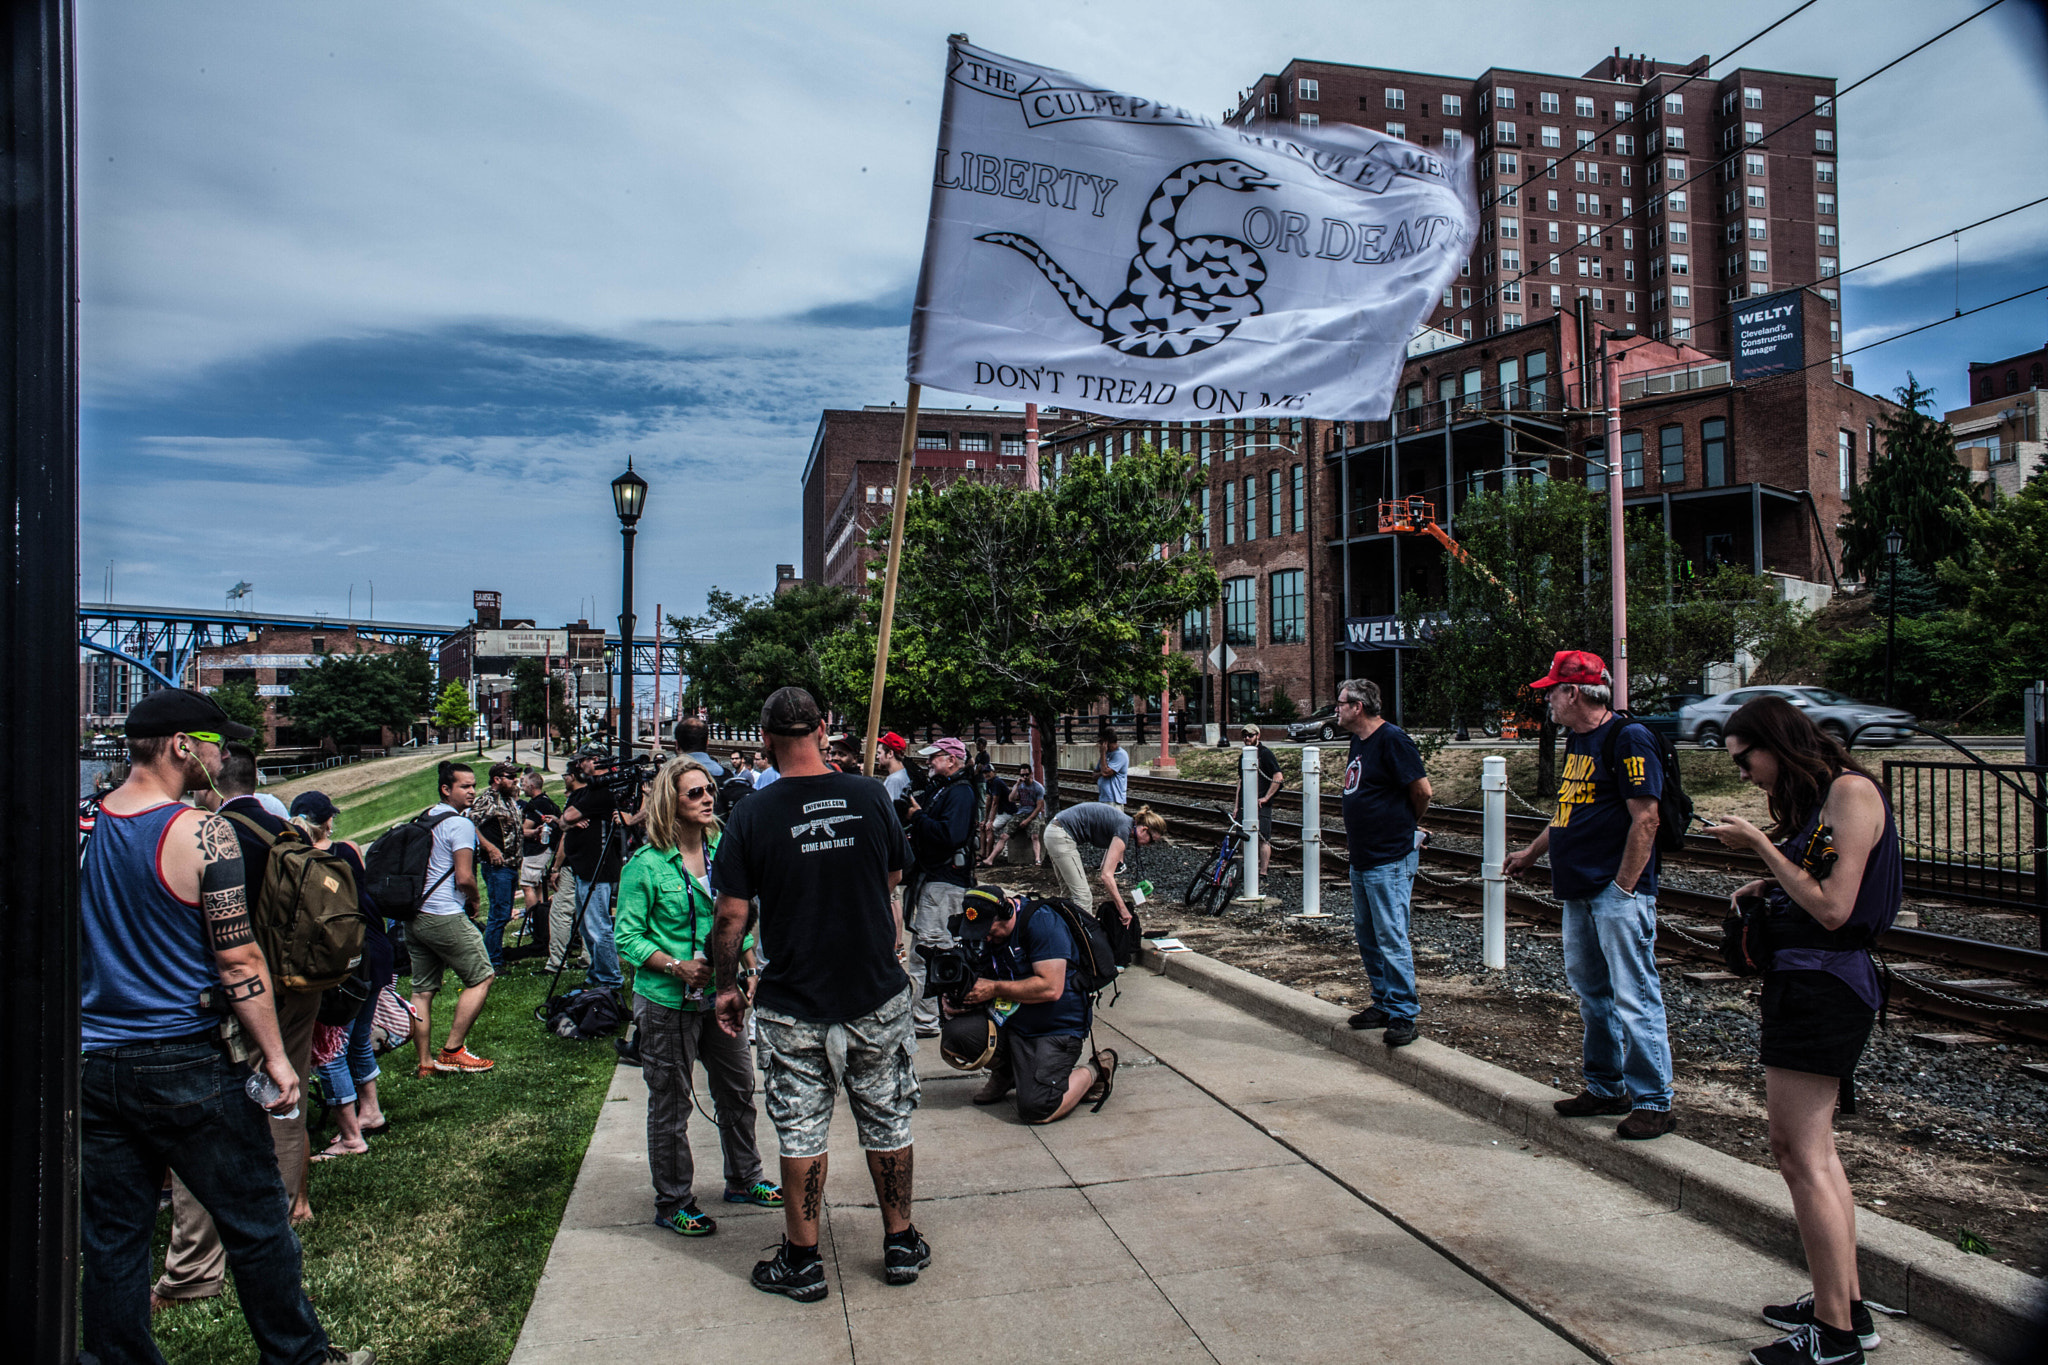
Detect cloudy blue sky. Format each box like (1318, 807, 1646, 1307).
(80, 0, 2048, 632)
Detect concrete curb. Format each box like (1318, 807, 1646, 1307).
(1138, 943, 2047, 1363)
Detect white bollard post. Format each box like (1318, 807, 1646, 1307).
(1296, 745, 1328, 918)
(1235, 742, 1261, 903)
(1481, 754, 1507, 970)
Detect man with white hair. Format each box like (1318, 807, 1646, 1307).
(1505, 650, 1675, 1141)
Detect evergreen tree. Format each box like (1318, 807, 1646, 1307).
(1839, 375, 1981, 584)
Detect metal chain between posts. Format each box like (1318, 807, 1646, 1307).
(1416, 868, 1483, 888)
(1508, 785, 1555, 818)
(1890, 975, 2048, 1013)
(1893, 833, 2048, 862)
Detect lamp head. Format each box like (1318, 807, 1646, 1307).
(1883, 526, 1903, 558)
(612, 459, 649, 526)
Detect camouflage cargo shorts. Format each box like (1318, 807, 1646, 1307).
(754, 980, 919, 1159)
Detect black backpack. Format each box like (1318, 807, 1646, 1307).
(362, 809, 462, 922)
(1601, 715, 1695, 854)
(714, 773, 754, 820)
(1035, 896, 1121, 1002)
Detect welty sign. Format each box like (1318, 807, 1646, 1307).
(1343, 615, 1439, 650)
(1732, 291, 1804, 381)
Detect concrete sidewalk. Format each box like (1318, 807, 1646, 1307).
(508, 970, 1994, 1364)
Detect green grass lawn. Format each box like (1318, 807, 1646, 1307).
(146, 966, 619, 1365)
(333, 760, 567, 843)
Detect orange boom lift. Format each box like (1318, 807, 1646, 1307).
(1378, 495, 1536, 739)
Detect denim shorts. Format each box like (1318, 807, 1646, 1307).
(755, 982, 919, 1158)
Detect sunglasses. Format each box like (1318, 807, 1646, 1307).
(1728, 746, 1754, 772)
(183, 731, 225, 745)
(678, 783, 714, 801)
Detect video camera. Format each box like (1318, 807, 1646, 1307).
(576, 745, 660, 812)
(915, 937, 988, 1009)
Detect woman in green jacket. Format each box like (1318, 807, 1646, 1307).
(615, 756, 781, 1237)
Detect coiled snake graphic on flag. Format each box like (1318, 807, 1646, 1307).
(976, 159, 1280, 358)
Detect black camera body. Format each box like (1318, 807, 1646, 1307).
(916, 936, 989, 1007)
(598, 756, 660, 811)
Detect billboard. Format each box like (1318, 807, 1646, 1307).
(475, 628, 569, 658)
(473, 590, 502, 612)
(1343, 615, 1439, 650)
(1732, 291, 1803, 381)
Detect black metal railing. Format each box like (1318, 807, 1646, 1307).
(1885, 758, 2047, 938)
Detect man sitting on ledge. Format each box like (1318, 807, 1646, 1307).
(951, 886, 1114, 1123)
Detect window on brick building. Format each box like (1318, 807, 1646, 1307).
(1818, 225, 1837, 247)
(1664, 94, 1684, 115)
(1746, 153, 1766, 176)
(1586, 437, 1607, 492)
(1222, 481, 1235, 544)
(1182, 604, 1210, 649)
(1749, 218, 1767, 240)
(959, 432, 990, 451)
(1267, 469, 1283, 537)
(1224, 577, 1256, 645)
(1615, 133, 1634, 156)
(1384, 120, 1402, 137)
(1838, 429, 1856, 492)
(1300, 113, 1320, 127)
(1664, 127, 1685, 150)
(1443, 129, 1462, 150)
(1817, 192, 1836, 215)
(1541, 126, 1561, 148)
(1816, 161, 1835, 183)
(1243, 475, 1257, 541)
(915, 431, 948, 449)
(1815, 129, 1834, 152)
(1660, 425, 1685, 483)
(864, 486, 878, 503)
(1291, 464, 1304, 532)
(1621, 431, 1645, 488)
(1269, 570, 1305, 644)
(1000, 434, 1025, 458)
(1386, 88, 1405, 109)
(1297, 78, 1319, 100)
(1442, 94, 1462, 116)
(1199, 486, 1211, 546)
(1701, 417, 1728, 487)
(1226, 670, 1261, 725)
(1539, 92, 1559, 113)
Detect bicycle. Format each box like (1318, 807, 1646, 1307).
(1183, 812, 1251, 916)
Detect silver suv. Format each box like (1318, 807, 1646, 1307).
(1679, 687, 1916, 748)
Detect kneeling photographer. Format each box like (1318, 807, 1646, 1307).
(939, 886, 1116, 1125)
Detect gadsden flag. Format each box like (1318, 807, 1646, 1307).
(908, 39, 1478, 423)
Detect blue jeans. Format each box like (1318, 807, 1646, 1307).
(577, 875, 623, 989)
(1348, 850, 1420, 1023)
(482, 863, 518, 968)
(81, 1036, 328, 1365)
(316, 992, 381, 1106)
(1560, 882, 1674, 1111)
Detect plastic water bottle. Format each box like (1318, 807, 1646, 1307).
(244, 1068, 299, 1120)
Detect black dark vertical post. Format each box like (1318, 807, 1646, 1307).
(1883, 547, 1898, 707)
(618, 525, 635, 771)
(1, 1, 79, 1359)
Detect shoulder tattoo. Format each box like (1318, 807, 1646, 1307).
(197, 815, 255, 952)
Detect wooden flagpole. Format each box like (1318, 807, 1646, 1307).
(862, 384, 922, 776)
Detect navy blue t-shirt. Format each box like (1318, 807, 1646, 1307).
(1547, 716, 1664, 899)
(992, 902, 1088, 1038)
(1340, 723, 1428, 869)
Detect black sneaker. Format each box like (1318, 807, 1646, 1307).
(1762, 1294, 1880, 1351)
(883, 1227, 931, 1286)
(1553, 1089, 1632, 1118)
(321, 1350, 376, 1365)
(1749, 1322, 1865, 1365)
(1347, 1006, 1391, 1030)
(751, 1239, 828, 1303)
(1383, 1018, 1418, 1047)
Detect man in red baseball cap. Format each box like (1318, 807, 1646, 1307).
(1504, 650, 1676, 1141)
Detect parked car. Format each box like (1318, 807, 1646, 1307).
(1628, 694, 1705, 745)
(1679, 687, 1915, 748)
(1287, 705, 1344, 742)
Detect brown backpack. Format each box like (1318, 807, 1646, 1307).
(222, 813, 368, 992)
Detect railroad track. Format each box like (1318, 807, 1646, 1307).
(1055, 770, 2048, 1043)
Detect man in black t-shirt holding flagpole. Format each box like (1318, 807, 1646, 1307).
(710, 686, 927, 1304)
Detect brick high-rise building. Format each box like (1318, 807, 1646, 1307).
(1229, 51, 1842, 368)
(802, 405, 1035, 589)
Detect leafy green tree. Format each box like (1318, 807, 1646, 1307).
(670, 584, 862, 725)
(1823, 613, 2005, 725)
(819, 447, 1217, 803)
(288, 652, 416, 746)
(431, 680, 480, 741)
(1839, 375, 1981, 585)
(1666, 564, 1816, 690)
(212, 679, 269, 755)
(1405, 479, 1683, 792)
(387, 641, 437, 722)
(1934, 467, 2048, 714)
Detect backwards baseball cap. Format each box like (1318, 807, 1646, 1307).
(289, 790, 340, 823)
(918, 736, 967, 762)
(956, 884, 1016, 943)
(877, 731, 908, 754)
(1530, 650, 1609, 689)
(760, 685, 823, 737)
(124, 688, 256, 741)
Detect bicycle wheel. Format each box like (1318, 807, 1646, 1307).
(1205, 857, 1242, 912)
(1184, 855, 1224, 911)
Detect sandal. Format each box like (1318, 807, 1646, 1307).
(359, 1120, 391, 1137)
(1086, 1049, 1118, 1112)
(311, 1141, 367, 1163)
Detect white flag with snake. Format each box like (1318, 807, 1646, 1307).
(908, 39, 1478, 423)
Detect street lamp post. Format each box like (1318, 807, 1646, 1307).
(612, 459, 648, 771)
(1884, 524, 1903, 706)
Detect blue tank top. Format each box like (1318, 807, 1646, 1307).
(81, 802, 219, 1050)
(1765, 776, 1901, 1012)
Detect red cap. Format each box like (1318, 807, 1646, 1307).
(878, 731, 908, 753)
(1530, 650, 1608, 689)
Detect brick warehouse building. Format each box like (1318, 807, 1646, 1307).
(801, 405, 1035, 589)
(1230, 51, 1845, 366)
(1036, 289, 1891, 728)
(195, 626, 403, 750)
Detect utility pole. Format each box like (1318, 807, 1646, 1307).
(1603, 330, 1629, 710)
